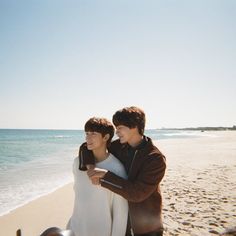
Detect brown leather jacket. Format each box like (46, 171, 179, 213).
(79, 136, 166, 234)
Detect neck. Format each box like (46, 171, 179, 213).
(128, 134, 143, 148)
(93, 148, 109, 163)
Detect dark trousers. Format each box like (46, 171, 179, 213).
(126, 230, 163, 236)
(125, 217, 163, 236)
(134, 231, 163, 236)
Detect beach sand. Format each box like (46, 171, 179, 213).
(0, 131, 235, 236)
(157, 131, 236, 235)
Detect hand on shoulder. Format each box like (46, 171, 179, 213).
(87, 167, 108, 185)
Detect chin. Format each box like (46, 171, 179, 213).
(119, 138, 126, 144)
(87, 145, 93, 150)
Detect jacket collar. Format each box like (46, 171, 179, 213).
(121, 135, 153, 151)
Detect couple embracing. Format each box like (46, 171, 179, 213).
(67, 106, 166, 236)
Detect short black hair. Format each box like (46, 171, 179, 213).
(84, 117, 114, 145)
(112, 106, 146, 135)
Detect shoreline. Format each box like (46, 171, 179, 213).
(0, 183, 74, 236)
(0, 181, 73, 218)
(0, 131, 235, 236)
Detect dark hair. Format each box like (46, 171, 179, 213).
(84, 117, 114, 145)
(112, 106, 146, 135)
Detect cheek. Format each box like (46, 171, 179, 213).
(118, 130, 124, 136)
(121, 131, 128, 139)
(95, 138, 104, 145)
(87, 137, 97, 144)
(86, 136, 91, 142)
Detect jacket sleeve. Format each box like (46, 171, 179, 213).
(78, 142, 95, 170)
(100, 154, 166, 202)
(111, 194, 128, 236)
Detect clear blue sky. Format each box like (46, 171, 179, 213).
(0, 0, 235, 129)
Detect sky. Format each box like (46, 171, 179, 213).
(0, 0, 236, 129)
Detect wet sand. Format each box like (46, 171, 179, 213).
(0, 183, 73, 236)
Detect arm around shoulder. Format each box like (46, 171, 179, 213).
(78, 142, 95, 170)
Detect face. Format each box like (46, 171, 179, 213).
(115, 125, 137, 144)
(85, 131, 107, 151)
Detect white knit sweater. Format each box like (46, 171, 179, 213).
(67, 154, 128, 236)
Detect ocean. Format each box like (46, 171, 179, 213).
(0, 128, 206, 216)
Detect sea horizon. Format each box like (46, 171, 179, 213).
(0, 126, 235, 130)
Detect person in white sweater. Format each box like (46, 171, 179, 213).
(67, 117, 128, 236)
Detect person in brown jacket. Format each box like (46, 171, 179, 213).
(79, 106, 166, 236)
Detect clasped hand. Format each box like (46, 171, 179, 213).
(87, 167, 108, 185)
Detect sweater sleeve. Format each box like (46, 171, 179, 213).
(111, 194, 128, 236)
(101, 154, 166, 202)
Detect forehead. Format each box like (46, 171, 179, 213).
(85, 131, 101, 134)
(116, 125, 130, 129)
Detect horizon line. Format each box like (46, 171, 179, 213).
(0, 126, 235, 131)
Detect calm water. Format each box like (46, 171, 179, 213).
(0, 129, 204, 216)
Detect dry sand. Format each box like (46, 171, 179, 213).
(0, 131, 235, 236)
(157, 131, 236, 235)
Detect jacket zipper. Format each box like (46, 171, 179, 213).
(128, 150, 138, 178)
(100, 179, 123, 189)
(128, 150, 138, 235)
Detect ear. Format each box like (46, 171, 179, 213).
(103, 134, 110, 141)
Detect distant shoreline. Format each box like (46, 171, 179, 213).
(1, 126, 236, 131)
(158, 126, 236, 131)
